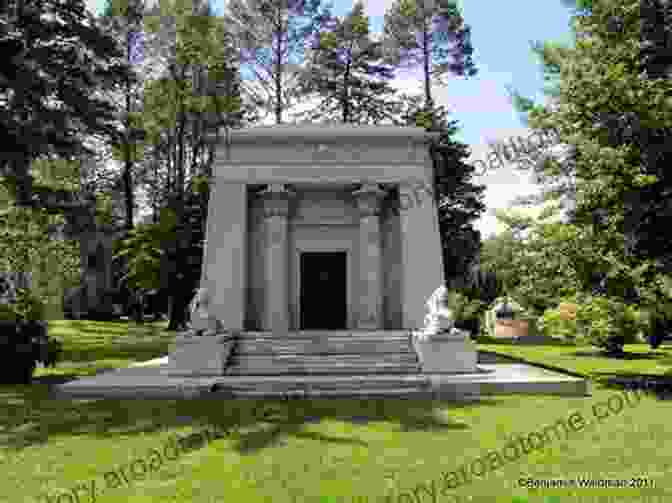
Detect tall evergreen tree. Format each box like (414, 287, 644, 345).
(222, 0, 332, 124)
(0, 0, 138, 206)
(135, 0, 242, 330)
(97, 0, 148, 231)
(396, 92, 486, 289)
(292, 1, 401, 124)
(382, 0, 476, 110)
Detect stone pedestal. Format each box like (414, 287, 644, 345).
(353, 183, 386, 329)
(166, 333, 237, 376)
(412, 329, 478, 373)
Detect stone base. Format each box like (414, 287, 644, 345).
(411, 329, 478, 373)
(166, 332, 237, 376)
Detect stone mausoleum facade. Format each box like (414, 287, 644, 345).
(201, 124, 445, 333)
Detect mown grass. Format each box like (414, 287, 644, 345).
(0, 321, 670, 503)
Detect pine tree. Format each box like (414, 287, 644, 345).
(137, 0, 242, 330)
(0, 0, 138, 206)
(396, 92, 486, 290)
(292, 1, 401, 124)
(222, 0, 332, 124)
(382, 0, 476, 110)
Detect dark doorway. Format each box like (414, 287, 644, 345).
(300, 251, 347, 329)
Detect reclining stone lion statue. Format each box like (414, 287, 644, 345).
(187, 287, 224, 335)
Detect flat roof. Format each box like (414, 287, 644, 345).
(206, 124, 439, 144)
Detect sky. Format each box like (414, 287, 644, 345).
(85, 0, 578, 239)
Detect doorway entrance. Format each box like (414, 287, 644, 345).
(299, 251, 347, 329)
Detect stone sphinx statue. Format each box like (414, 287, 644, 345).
(187, 287, 224, 335)
(414, 285, 456, 341)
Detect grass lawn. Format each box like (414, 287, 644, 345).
(1, 321, 671, 503)
(478, 342, 672, 382)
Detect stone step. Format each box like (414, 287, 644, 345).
(238, 331, 413, 339)
(213, 374, 430, 388)
(211, 386, 432, 398)
(214, 376, 429, 390)
(227, 362, 420, 375)
(234, 341, 415, 355)
(227, 330, 420, 376)
(230, 353, 418, 362)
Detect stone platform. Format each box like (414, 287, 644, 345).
(51, 355, 590, 401)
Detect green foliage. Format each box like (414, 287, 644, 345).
(0, 175, 81, 309)
(444, 290, 486, 323)
(113, 221, 169, 292)
(223, 0, 332, 123)
(574, 294, 643, 352)
(0, 288, 46, 322)
(382, 0, 477, 106)
(517, 0, 672, 313)
(538, 297, 582, 341)
(396, 95, 486, 288)
(0, 0, 138, 189)
(293, 1, 402, 124)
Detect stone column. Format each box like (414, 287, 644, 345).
(260, 184, 295, 335)
(353, 183, 386, 329)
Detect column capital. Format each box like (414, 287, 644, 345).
(353, 183, 387, 217)
(260, 184, 296, 218)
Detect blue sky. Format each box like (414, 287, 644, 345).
(85, 0, 577, 238)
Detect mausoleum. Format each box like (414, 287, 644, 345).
(53, 125, 591, 399)
(200, 124, 446, 333)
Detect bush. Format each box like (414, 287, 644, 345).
(444, 289, 487, 336)
(539, 299, 582, 342)
(575, 295, 643, 353)
(0, 288, 62, 384)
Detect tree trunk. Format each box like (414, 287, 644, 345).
(167, 279, 190, 331)
(123, 29, 134, 232)
(132, 290, 144, 324)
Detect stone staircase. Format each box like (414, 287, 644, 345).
(214, 330, 431, 398)
(226, 330, 421, 375)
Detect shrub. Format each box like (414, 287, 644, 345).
(444, 290, 488, 336)
(0, 288, 62, 384)
(539, 298, 582, 341)
(575, 295, 643, 353)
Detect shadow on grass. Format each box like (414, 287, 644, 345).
(61, 344, 172, 363)
(593, 371, 672, 399)
(570, 349, 665, 360)
(0, 380, 503, 458)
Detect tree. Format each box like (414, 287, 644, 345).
(97, 0, 149, 231)
(130, 0, 242, 330)
(382, 0, 476, 110)
(0, 159, 82, 320)
(395, 92, 486, 293)
(0, 0, 139, 206)
(499, 0, 672, 351)
(292, 1, 402, 124)
(222, 0, 333, 124)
